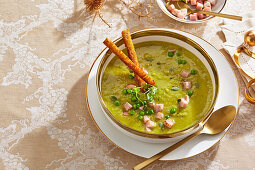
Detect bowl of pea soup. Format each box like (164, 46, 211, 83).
(97, 29, 219, 143)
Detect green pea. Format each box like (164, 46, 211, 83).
(176, 52, 181, 56)
(129, 69, 134, 73)
(133, 104, 138, 110)
(182, 60, 187, 64)
(114, 100, 120, 106)
(139, 111, 145, 116)
(170, 108, 176, 114)
(138, 115, 143, 120)
(168, 52, 174, 57)
(122, 89, 128, 95)
(165, 115, 170, 119)
(148, 109, 154, 115)
(131, 96, 138, 102)
(187, 91, 193, 96)
(177, 59, 182, 64)
(177, 99, 181, 102)
(127, 88, 132, 94)
(136, 103, 141, 108)
(191, 69, 197, 75)
(129, 110, 135, 115)
(142, 100, 147, 106)
(145, 110, 149, 115)
(129, 74, 135, 79)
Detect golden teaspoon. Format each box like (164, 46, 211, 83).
(167, 1, 242, 21)
(133, 105, 237, 170)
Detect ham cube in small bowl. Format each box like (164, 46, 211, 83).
(156, 0, 226, 23)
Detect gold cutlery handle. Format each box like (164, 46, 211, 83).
(195, 10, 242, 21)
(133, 131, 201, 170)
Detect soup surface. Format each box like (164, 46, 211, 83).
(101, 41, 213, 134)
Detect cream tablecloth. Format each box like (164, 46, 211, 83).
(0, 0, 255, 169)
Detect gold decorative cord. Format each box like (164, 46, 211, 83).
(234, 47, 255, 104)
(245, 79, 255, 104)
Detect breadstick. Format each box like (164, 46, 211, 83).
(122, 29, 146, 87)
(103, 38, 155, 85)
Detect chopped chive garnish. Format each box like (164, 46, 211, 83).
(110, 96, 117, 101)
(129, 74, 135, 79)
(145, 57, 154, 62)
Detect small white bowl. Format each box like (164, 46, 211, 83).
(156, 0, 227, 23)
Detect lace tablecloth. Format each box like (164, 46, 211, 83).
(0, 0, 255, 169)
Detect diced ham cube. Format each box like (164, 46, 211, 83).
(146, 120, 156, 129)
(139, 106, 144, 110)
(164, 118, 175, 128)
(143, 116, 150, 123)
(154, 104, 164, 112)
(204, 6, 211, 12)
(146, 127, 152, 132)
(190, 13, 198, 21)
(148, 102, 155, 107)
(204, 1, 211, 8)
(181, 70, 190, 78)
(184, 95, 189, 101)
(155, 112, 164, 120)
(190, 0, 197, 5)
(196, 2, 204, 10)
(123, 102, 132, 111)
(182, 81, 192, 89)
(122, 112, 129, 116)
(169, 49, 176, 53)
(208, 0, 216, 6)
(126, 84, 136, 89)
(167, 4, 175, 12)
(197, 13, 205, 19)
(172, 9, 181, 16)
(181, 8, 188, 16)
(177, 12, 185, 19)
(179, 95, 190, 108)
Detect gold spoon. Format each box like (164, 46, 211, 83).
(167, 1, 242, 21)
(133, 105, 237, 170)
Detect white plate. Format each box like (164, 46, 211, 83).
(86, 28, 239, 160)
(156, 0, 227, 23)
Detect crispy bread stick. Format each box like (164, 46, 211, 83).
(103, 38, 155, 85)
(122, 29, 146, 87)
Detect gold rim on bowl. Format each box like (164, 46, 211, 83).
(96, 29, 219, 139)
(155, 0, 227, 23)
